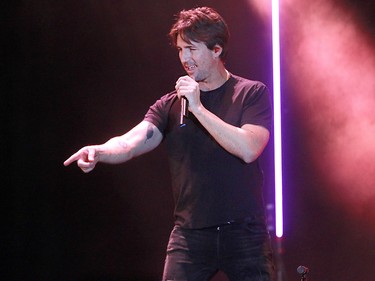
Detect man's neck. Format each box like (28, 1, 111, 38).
(199, 67, 230, 92)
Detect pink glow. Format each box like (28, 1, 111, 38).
(282, 0, 375, 218)
(247, 0, 272, 19)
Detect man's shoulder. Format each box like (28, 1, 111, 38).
(153, 90, 178, 105)
(230, 74, 267, 90)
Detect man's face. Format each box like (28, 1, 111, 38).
(176, 34, 217, 82)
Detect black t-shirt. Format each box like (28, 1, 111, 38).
(144, 74, 272, 229)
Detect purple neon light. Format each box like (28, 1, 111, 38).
(272, 0, 283, 238)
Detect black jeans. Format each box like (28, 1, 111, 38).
(162, 219, 275, 281)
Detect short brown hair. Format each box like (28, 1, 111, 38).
(169, 7, 230, 61)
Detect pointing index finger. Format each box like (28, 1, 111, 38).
(63, 149, 83, 166)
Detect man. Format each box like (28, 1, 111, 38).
(64, 6, 274, 281)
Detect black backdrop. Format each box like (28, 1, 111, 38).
(3, 0, 375, 280)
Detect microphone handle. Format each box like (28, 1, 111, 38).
(180, 96, 189, 127)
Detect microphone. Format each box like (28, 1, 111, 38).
(180, 96, 189, 127)
(297, 265, 309, 275)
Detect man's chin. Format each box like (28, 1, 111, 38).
(189, 74, 201, 82)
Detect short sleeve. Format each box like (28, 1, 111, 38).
(144, 91, 178, 134)
(240, 82, 272, 132)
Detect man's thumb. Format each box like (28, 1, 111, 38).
(87, 148, 96, 162)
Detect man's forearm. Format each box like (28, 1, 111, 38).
(96, 136, 134, 164)
(192, 105, 269, 163)
(96, 121, 163, 164)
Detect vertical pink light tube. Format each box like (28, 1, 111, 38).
(272, 0, 283, 238)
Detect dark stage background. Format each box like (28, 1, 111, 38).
(3, 1, 375, 281)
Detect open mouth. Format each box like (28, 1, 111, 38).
(184, 62, 196, 70)
(185, 64, 197, 74)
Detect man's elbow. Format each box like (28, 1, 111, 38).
(240, 126, 270, 163)
(241, 151, 261, 164)
(241, 142, 267, 163)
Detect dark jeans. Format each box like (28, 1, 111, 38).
(162, 219, 275, 281)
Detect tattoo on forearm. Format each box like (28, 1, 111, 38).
(145, 124, 154, 143)
(118, 139, 128, 149)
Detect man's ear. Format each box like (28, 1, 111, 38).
(213, 45, 223, 58)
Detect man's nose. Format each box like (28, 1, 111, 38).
(180, 49, 191, 62)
